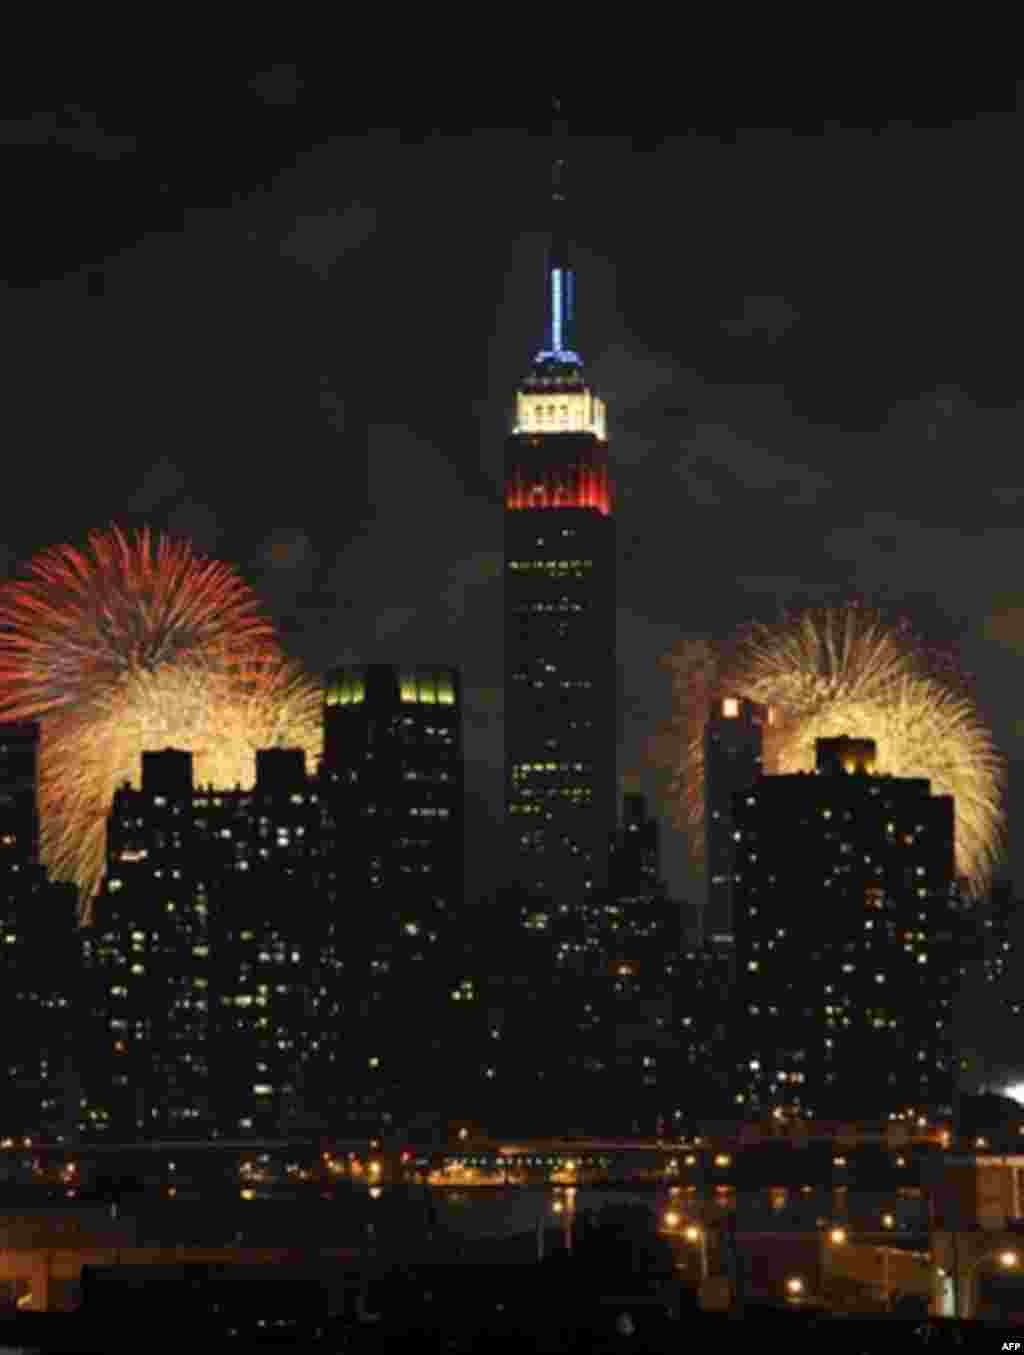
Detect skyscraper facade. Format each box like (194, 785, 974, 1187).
(703, 697, 770, 940)
(731, 736, 960, 1121)
(321, 664, 465, 1123)
(504, 146, 616, 920)
(88, 747, 335, 1138)
(322, 664, 463, 956)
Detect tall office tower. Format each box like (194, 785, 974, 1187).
(321, 665, 463, 1123)
(322, 665, 463, 948)
(504, 139, 616, 923)
(703, 697, 770, 941)
(0, 720, 40, 871)
(731, 736, 958, 1121)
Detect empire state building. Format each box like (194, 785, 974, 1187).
(504, 146, 616, 918)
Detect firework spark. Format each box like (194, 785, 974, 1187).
(0, 527, 322, 922)
(661, 607, 1004, 896)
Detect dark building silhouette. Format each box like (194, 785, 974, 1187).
(703, 697, 770, 942)
(594, 793, 675, 961)
(320, 663, 465, 1127)
(504, 137, 616, 921)
(0, 719, 40, 871)
(609, 793, 661, 898)
(465, 795, 685, 1139)
(0, 864, 81, 1141)
(981, 878, 1014, 986)
(731, 735, 961, 1120)
(0, 721, 84, 1140)
(322, 664, 463, 950)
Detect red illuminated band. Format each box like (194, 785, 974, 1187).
(505, 466, 612, 517)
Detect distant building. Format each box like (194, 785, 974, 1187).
(981, 878, 1014, 986)
(0, 719, 85, 1141)
(0, 864, 81, 1140)
(0, 720, 40, 871)
(609, 792, 662, 898)
(703, 697, 770, 939)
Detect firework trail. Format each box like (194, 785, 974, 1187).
(660, 607, 1004, 896)
(0, 526, 322, 923)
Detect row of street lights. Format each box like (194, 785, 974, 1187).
(663, 1207, 1024, 1316)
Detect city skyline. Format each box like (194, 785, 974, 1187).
(4, 75, 1024, 1333)
(1, 80, 1021, 923)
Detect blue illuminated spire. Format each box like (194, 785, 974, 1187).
(535, 103, 582, 368)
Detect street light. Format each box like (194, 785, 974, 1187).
(663, 1210, 680, 1229)
(785, 1276, 805, 1298)
(682, 1224, 708, 1282)
(829, 1227, 847, 1246)
(958, 1247, 1019, 1317)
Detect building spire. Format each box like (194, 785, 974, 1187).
(538, 98, 580, 366)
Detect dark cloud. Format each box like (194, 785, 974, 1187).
(127, 457, 186, 515)
(248, 65, 305, 107)
(674, 422, 832, 505)
(165, 501, 222, 556)
(0, 106, 136, 160)
(279, 204, 377, 280)
(721, 294, 799, 342)
(263, 530, 316, 574)
(319, 380, 345, 435)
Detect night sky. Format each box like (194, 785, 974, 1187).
(2, 72, 1022, 1073)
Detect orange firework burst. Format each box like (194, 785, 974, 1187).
(658, 607, 1004, 897)
(0, 526, 322, 923)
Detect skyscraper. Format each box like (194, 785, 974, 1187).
(731, 735, 959, 1121)
(703, 696, 770, 940)
(322, 664, 463, 952)
(0, 720, 40, 872)
(321, 664, 464, 1124)
(504, 133, 616, 920)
